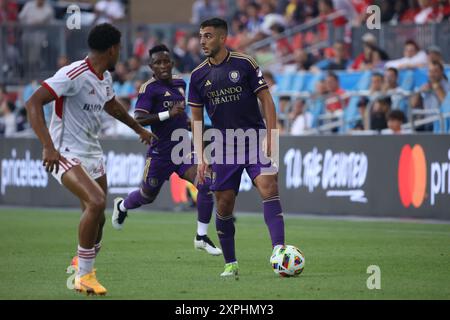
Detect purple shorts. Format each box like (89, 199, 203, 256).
(141, 156, 193, 192)
(210, 161, 276, 194)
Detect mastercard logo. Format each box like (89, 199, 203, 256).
(398, 145, 427, 208)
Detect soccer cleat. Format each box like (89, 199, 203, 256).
(74, 271, 107, 296)
(112, 197, 128, 230)
(194, 234, 223, 256)
(220, 261, 239, 279)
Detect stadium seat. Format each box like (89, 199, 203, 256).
(414, 68, 429, 89)
(337, 71, 363, 91)
(277, 72, 296, 93)
(436, 93, 450, 133)
(307, 98, 325, 129)
(398, 70, 415, 91)
(341, 96, 361, 132)
(304, 73, 323, 93)
(354, 71, 372, 91)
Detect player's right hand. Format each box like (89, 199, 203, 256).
(138, 128, 158, 145)
(42, 146, 68, 174)
(169, 101, 185, 118)
(197, 162, 209, 184)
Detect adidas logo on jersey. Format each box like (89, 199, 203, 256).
(164, 91, 171, 96)
(205, 80, 212, 86)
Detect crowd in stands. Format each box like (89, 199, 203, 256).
(1, 0, 450, 137)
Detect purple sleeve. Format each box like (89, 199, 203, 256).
(134, 89, 153, 114)
(187, 75, 204, 108)
(246, 59, 269, 94)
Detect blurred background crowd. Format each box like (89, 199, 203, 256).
(0, 0, 449, 137)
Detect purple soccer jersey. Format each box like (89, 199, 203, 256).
(188, 51, 273, 193)
(188, 51, 268, 131)
(135, 76, 189, 159)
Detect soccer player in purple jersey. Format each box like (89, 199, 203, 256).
(188, 18, 285, 277)
(111, 45, 222, 256)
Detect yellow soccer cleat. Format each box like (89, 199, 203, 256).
(74, 271, 107, 296)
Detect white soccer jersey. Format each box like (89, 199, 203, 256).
(42, 58, 115, 157)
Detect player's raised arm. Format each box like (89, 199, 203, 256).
(257, 88, 277, 157)
(104, 97, 158, 144)
(26, 86, 66, 173)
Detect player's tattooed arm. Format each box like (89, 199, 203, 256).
(25, 86, 69, 173)
(257, 88, 277, 157)
(104, 97, 158, 144)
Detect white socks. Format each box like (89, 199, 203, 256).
(197, 221, 209, 236)
(77, 245, 95, 277)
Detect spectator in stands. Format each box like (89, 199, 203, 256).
(383, 67, 409, 110)
(245, 2, 264, 36)
(181, 36, 204, 73)
(414, 0, 438, 24)
(0, 85, 17, 137)
(232, 0, 250, 26)
(350, 33, 388, 70)
(385, 39, 428, 69)
(332, 0, 358, 25)
(286, 0, 318, 25)
(312, 41, 350, 71)
(191, 0, 221, 24)
(366, 72, 384, 101)
(413, 61, 450, 110)
(426, 45, 445, 65)
(353, 96, 369, 130)
(389, 0, 410, 25)
(382, 110, 411, 134)
(289, 98, 313, 135)
(127, 55, 149, 82)
(57, 55, 70, 69)
(18, 0, 54, 25)
(19, 0, 55, 75)
(0, 0, 18, 23)
(226, 17, 248, 51)
(269, 23, 293, 59)
(324, 71, 348, 113)
(317, 0, 348, 42)
(94, 0, 125, 25)
(436, 0, 450, 22)
(398, 0, 421, 23)
(370, 97, 391, 131)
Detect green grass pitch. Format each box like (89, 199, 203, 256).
(0, 208, 449, 300)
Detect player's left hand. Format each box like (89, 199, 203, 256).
(138, 128, 158, 145)
(262, 136, 271, 158)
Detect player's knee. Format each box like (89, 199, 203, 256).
(259, 179, 279, 199)
(141, 190, 156, 204)
(86, 192, 106, 213)
(216, 196, 234, 216)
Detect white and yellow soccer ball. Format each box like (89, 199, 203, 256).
(270, 245, 305, 277)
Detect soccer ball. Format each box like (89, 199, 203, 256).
(270, 245, 305, 277)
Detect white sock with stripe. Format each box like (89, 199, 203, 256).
(77, 245, 95, 277)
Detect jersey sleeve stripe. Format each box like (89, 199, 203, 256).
(69, 66, 89, 80)
(191, 59, 209, 74)
(55, 96, 64, 119)
(41, 81, 58, 99)
(66, 63, 88, 77)
(253, 84, 269, 94)
(230, 53, 258, 69)
(66, 63, 87, 76)
(134, 108, 150, 113)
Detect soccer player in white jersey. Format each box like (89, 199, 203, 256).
(25, 23, 157, 296)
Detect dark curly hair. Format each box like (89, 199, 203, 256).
(149, 44, 170, 58)
(200, 18, 228, 33)
(87, 23, 121, 52)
